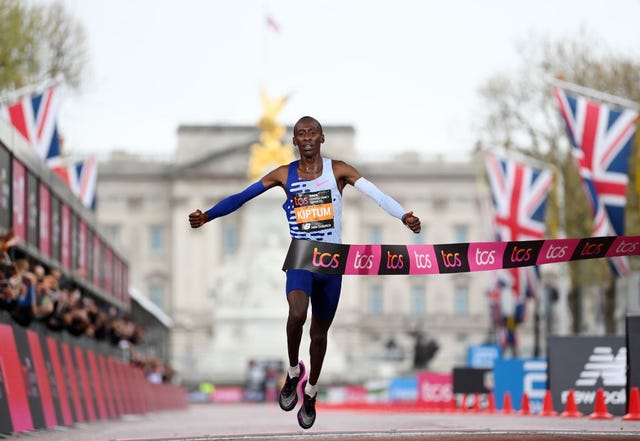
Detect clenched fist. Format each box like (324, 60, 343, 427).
(188, 209, 209, 228)
(402, 211, 421, 234)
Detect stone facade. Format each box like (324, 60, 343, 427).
(96, 124, 541, 386)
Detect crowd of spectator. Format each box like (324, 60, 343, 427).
(0, 228, 174, 384)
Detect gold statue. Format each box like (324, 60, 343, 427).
(247, 89, 295, 180)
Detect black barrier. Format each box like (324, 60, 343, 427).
(548, 335, 626, 416)
(627, 314, 640, 412)
(452, 367, 493, 394)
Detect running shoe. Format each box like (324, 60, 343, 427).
(297, 379, 317, 429)
(278, 360, 305, 411)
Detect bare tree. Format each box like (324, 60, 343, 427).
(475, 30, 640, 334)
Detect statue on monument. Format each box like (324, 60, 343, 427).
(247, 89, 295, 180)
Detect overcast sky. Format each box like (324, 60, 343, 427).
(42, 0, 640, 162)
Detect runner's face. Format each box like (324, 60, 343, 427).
(293, 120, 324, 157)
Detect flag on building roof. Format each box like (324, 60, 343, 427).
(51, 155, 98, 210)
(485, 152, 553, 315)
(0, 86, 61, 161)
(553, 86, 638, 277)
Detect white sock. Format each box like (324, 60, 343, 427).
(305, 382, 318, 397)
(288, 363, 300, 378)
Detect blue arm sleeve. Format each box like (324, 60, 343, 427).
(204, 181, 267, 221)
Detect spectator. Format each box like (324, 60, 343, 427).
(84, 297, 110, 341)
(63, 290, 91, 336)
(45, 286, 69, 332)
(0, 236, 173, 382)
(10, 258, 36, 327)
(146, 358, 164, 384)
(33, 272, 55, 321)
(0, 261, 17, 312)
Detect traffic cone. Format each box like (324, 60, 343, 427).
(486, 392, 497, 414)
(448, 396, 458, 413)
(623, 387, 640, 421)
(538, 390, 558, 416)
(519, 392, 531, 415)
(501, 391, 514, 414)
(588, 388, 613, 420)
(560, 389, 583, 418)
(473, 393, 482, 413)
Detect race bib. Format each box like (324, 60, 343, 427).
(293, 190, 334, 231)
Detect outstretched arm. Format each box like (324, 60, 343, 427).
(188, 181, 268, 228)
(189, 165, 288, 228)
(333, 160, 422, 234)
(354, 178, 421, 233)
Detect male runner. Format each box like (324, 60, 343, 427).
(189, 116, 421, 429)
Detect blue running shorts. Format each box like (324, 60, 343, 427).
(286, 269, 343, 320)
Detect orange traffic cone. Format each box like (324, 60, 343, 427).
(501, 391, 514, 414)
(588, 388, 613, 420)
(448, 396, 458, 413)
(538, 390, 558, 416)
(473, 393, 482, 413)
(560, 389, 583, 418)
(486, 392, 497, 414)
(623, 387, 640, 421)
(519, 392, 531, 415)
(460, 394, 468, 413)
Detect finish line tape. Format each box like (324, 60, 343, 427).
(282, 235, 640, 275)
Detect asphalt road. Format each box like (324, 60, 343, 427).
(3, 403, 640, 441)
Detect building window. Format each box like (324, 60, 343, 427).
(410, 284, 426, 315)
(149, 282, 165, 309)
(222, 224, 238, 254)
(367, 284, 383, 315)
(369, 226, 383, 244)
(454, 284, 469, 315)
(454, 225, 469, 243)
(149, 225, 164, 252)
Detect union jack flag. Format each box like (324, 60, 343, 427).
(553, 87, 638, 276)
(0, 87, 61, 160)
(485, 152, 554, 305)
(51, 155, 98, 210)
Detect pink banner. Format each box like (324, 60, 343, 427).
(407, 244, 440, 274)
(607, 236, 640, 257)
(78, 220, 87, 279)
(104, 247, 112, 294)
(92, 236, 101, 288)
(113, 258, 122, 302)
(123, 264, 130, 306)
(417, 372, 452, 409)
(38, 183, 51, 257)
(11, 158, 26, 240)
(60, 204, 71, 269)
(344, 244, 381, 275)
(467, 241, 507, 272)
(536, 238, 580, 265)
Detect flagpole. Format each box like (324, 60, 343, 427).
(0, 75, 64, 106)
(546, 76, 639, 111)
